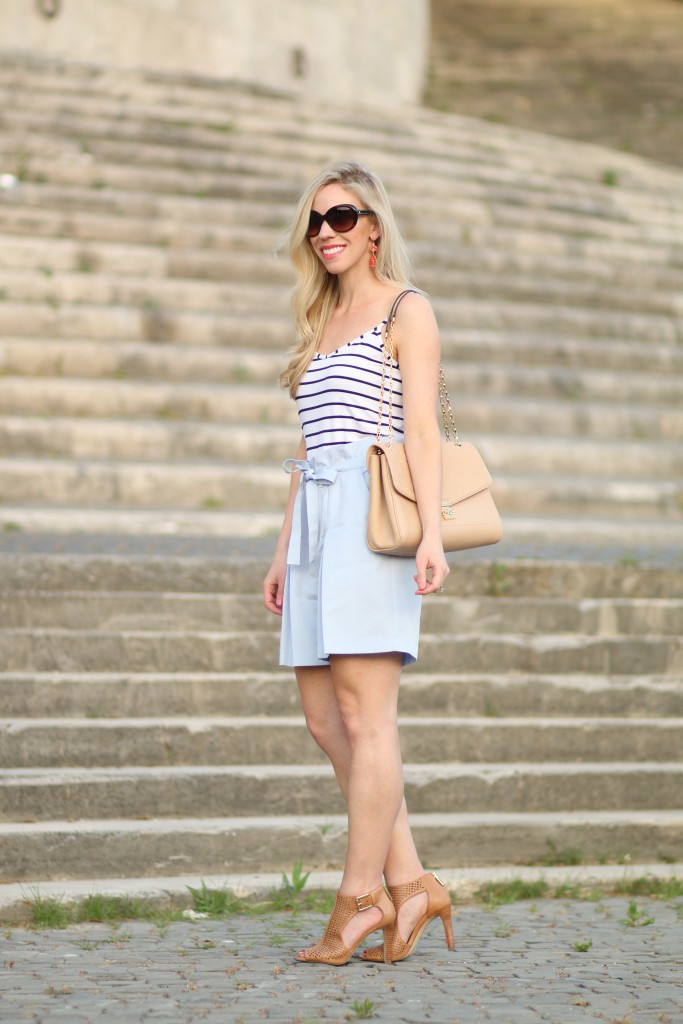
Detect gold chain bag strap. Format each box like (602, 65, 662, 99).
(366, 290, 503, 555)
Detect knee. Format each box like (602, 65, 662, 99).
(303, 707, 338, 754)
(337, 699, 397, 748)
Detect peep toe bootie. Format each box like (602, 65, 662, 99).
(295, 884, 396, 965)
(361, 872, 454, 963)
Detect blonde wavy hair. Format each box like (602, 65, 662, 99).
(280, 161, 417, 397)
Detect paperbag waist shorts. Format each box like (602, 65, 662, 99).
(279, 438, 422, 668)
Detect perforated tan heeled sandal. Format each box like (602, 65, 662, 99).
(295, 883, 396, 965)
(361, 872, 454, 963)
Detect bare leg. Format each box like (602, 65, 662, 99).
(296, 663, 429, 946)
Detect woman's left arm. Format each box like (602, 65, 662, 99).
(394, 293, 450, 596)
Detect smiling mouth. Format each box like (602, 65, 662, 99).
(321, 245, 345, 257)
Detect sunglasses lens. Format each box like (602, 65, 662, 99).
(327, 206, 358, 232)
(307, 205, 360, 238)
(307, 211, 323, 238)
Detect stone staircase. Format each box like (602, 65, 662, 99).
(0, 55, 681, 894)
(1, 555, 682, 883)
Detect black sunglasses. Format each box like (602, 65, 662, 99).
(307, 204, 374, 238)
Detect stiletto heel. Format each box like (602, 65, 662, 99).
(295, 884, 395, 965)
(383, 922, 395, 965)
(362, 872, 454, 963)
(440, 904, 455, 951)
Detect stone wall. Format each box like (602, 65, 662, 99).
(0, 0, 428, 108)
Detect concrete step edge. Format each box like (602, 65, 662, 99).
(1, 809, 681, 834)
(5, 590, 681, 608)
(3, 761, 681, 782)
(3, 715, 681, 728)
(0, 553, 679, 595)
(0, 670, 678, 687)
(0, 512, 682, 558)
(1, 862, 681, 921)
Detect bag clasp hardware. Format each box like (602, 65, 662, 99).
(441, 503, 456, 520)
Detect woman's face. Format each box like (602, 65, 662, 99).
(308, 183, 377, 275)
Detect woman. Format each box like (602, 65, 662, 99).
(263, 161, 454, 965)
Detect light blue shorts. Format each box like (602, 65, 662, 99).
(279, 439, 422, 668)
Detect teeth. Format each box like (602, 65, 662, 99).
(322, 246, 344, 254)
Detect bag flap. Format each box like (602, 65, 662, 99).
(368, 441, 492, 504)
(442, 441, 492, 504)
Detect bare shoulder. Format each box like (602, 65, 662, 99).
(393, 291, 439, 354)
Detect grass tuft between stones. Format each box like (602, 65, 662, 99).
(10, 873, 682, 930)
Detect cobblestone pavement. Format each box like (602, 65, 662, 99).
(1, 898, 681, 1023)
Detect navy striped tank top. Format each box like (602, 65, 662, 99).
(295, 321, 405, 453)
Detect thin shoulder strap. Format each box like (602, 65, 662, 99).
(387, 288, 418, 325)
(377, 290, 417, 445)
(377, 288, 461, 447)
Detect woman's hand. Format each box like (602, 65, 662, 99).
(263, 552, 288, 616)
(414, 534, 449, 596)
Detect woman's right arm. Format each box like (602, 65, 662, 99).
(263, 432, 306, 615)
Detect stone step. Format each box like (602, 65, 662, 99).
(2, 335, 682, 407)
(0, 627, 671, 678)
(1, 810, 680, 879)
(2, 762, 681, 822)
(0, 201, 278, 252)
(2, 201, 682, 296)
(0, 180, 292, 234)
(3, 332, 683, 386)
(0, 378, 678, 442)
(5, 628, 676, 676)
(1, 503, 679, 561)
(3, 159, 683, 258)
(3, 258, 683, 320)
(1, 417, 679, 481)
(6, 58, 683, 188)
(1, 553, 679, 599)
(0, 457, 679, 520)
(0, 377, 296, 427)
(444, 331, 683, 374)
(1, 292, 680, 346)
(1, 671, 680, 719)
(2, 61, 681, 180)
(0, 67, 304, 120)
(7, 109, 683, 225)
(1, 716, 681, 769)
(1, 95, 676, 212)
(412, 241, 683, 295)
(10, 151, 300, 206)
(4, 91, 683, 226)
(0, 235, 293, 285)
(1, 509, 681, 560)
(4, 208, 683, 301)
(0, 269, 292, 317)
(2, 591, 681, 637)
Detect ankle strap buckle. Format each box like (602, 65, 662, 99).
(355, 892, 375, 912)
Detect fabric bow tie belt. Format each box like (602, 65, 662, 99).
(283, 458, 338, 567)
(284, 456, 365, 566)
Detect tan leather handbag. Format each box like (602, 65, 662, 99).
(366, 291, 503, 556)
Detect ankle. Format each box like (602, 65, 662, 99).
(339, 879, 384, 899)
